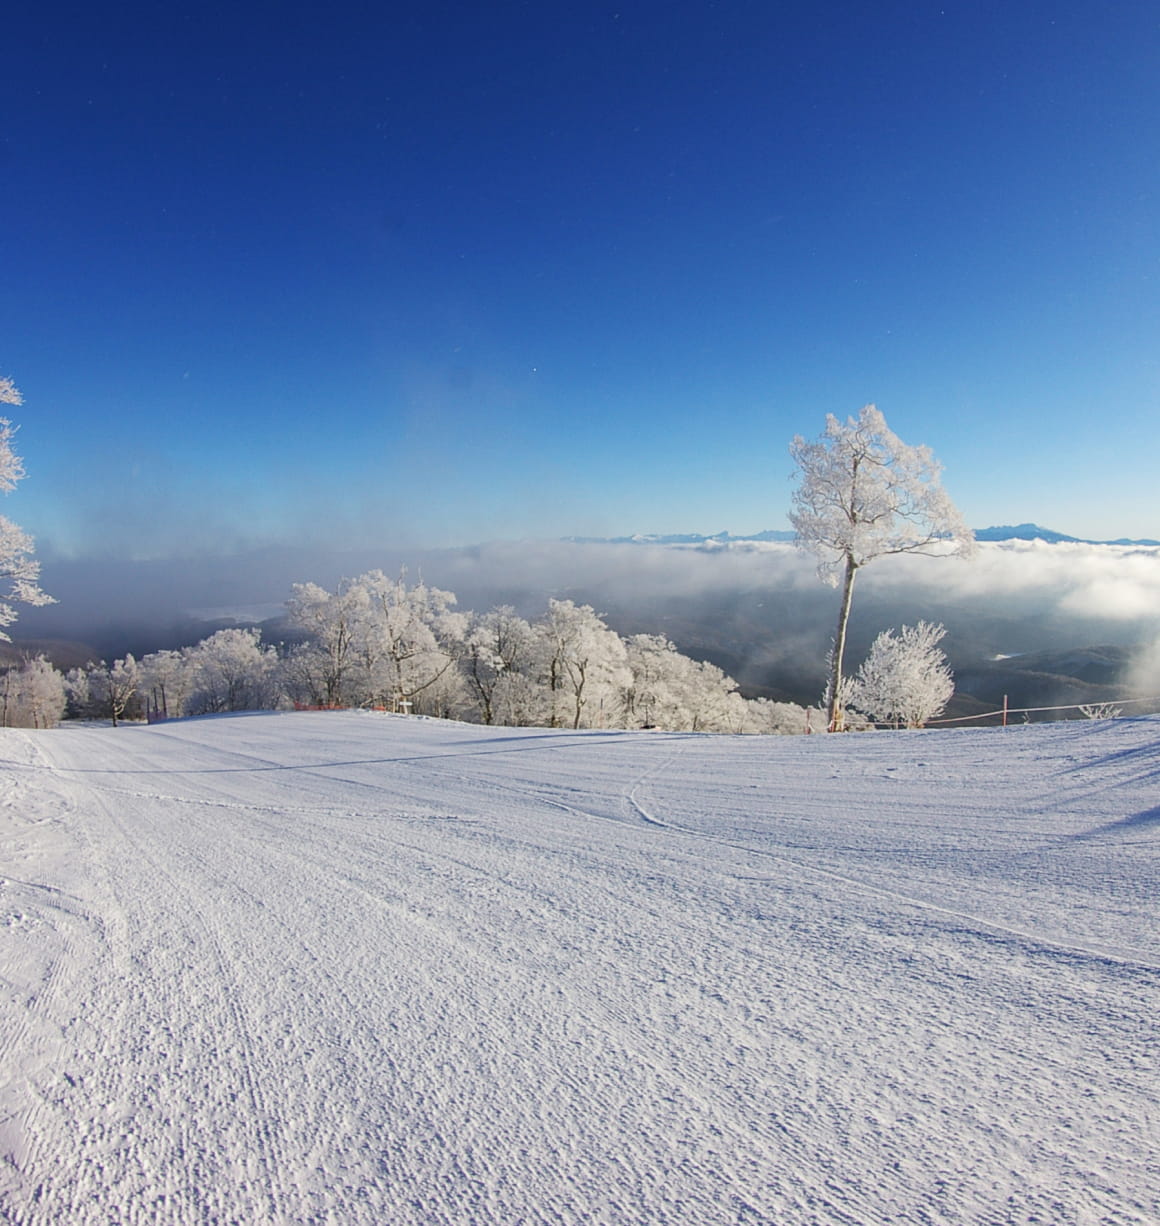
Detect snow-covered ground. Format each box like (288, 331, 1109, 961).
(1, 712, 1156, 1225)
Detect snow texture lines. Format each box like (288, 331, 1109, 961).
(1, 711, 1158, 1224)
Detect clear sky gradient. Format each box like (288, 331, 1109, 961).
(4, 1, 1158, 559)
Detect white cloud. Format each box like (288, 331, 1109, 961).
(866, 541, 1160, 627)
(17, 537, 1160, 673)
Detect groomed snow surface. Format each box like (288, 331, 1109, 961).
(1, 712, 1157, 1226)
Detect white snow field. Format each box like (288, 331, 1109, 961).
(1, 712, 1157, 1226)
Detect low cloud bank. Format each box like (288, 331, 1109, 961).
(14, 540, 1160, 697)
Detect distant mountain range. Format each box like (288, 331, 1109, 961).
(566, 524, 1160, 547)
(971, 524, 1160, 546)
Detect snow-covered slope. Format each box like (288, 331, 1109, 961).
(2, 713, 1157, 1225)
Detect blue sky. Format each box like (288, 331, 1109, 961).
(3, 0, 1158, 560)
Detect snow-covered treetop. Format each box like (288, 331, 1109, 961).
(789, 404, 975, 582)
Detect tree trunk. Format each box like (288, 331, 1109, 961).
(827, 555, 858, 732)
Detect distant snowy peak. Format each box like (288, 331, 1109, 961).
(565, 524, 1159, 547)
(973, 523, 1160, 546)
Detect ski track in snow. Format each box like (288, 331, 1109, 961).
(1, 712, 1157, 1225)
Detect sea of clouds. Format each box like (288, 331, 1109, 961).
(17, 539, 1160, 693)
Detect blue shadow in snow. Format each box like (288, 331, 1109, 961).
(1072, 805, 1160, 840)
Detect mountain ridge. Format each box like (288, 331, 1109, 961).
(565, 523, 1160, 547)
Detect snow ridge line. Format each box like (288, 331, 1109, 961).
(0, 876, 84, 901)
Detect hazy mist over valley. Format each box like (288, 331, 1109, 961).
(11, 532, 1160, 718)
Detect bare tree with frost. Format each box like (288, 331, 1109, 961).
(285, 579, 364, 707)
(354, 571, 467, 714)
(789, 405, 973, 731)
(538, 599, 631, 729)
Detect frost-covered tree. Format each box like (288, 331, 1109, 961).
(19, 655, 67, 728)
(63, 665, 90, 719)
(279, 641, 333, 709)
(0, 376, 53, 639)
(789, 405, 973, 731)
(489, 669, 547, 728)
(848, 621, 953, 728)
(138, 648, 196, 720)
(284, 572, 465, 713)
(462, 606, 538, 725)
(83, 655, 142, 726)
(0, 654, 66, 728)
(538, 599, 630, 729)
(620, 633, 749, 732)
(285, 580, 363, 706)
(351, 571, 467, 713)
(619, 633, 674, 728)
(184, 628, 280, 715)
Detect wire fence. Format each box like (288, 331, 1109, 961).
(923, 693, 1160, 728)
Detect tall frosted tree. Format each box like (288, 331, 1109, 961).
(0, 376, 53, 638)
(82, 655, 141, 726)
(789, 405, 974, 731)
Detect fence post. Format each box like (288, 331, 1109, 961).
(1002, 694, 1008, 728)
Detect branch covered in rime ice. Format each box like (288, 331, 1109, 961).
(0, 419, 26, 493)
(0, 376, 21, 406)
(0, 516, 53, 638)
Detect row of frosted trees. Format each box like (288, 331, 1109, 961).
(0, 569, 956, 731)
(276, 570, 951, 729)
(39, 570, 824, 733)
(2, 574, 956, 734)
(279, 571, 818, 733)
(0, 629, 286, 729)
